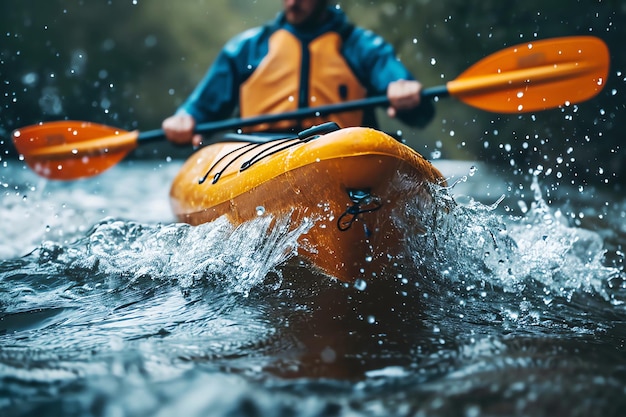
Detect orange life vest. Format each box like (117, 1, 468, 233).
(239, 29, 367, 132)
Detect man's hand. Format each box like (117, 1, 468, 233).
(162, 112, 203, 146)
(386, 79, 423, 118)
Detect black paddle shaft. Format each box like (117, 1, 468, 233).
(137, 86, 449, 144)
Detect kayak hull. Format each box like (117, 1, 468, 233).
(170, 127, 444, 282)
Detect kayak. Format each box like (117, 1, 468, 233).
(169, 123, 445, 282)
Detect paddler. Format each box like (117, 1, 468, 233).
(162, 0, 435, 146)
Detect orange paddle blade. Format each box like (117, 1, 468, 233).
(12, 121, 139, 180)
(448, 36, 609, 113)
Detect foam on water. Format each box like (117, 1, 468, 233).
(0, 160, 179, 259)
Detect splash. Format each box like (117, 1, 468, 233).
(23, 213, 313, 296)
(403, 178, 618, 303)
(0, 212, 314, 389)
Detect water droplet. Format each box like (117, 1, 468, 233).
(518, 200, 528, 213)
(320, 346, 336, 363)
(21, 72, 38, 86)
(354, 278, 367, 291)
(144, 34, 157, 48)
(255, 206, 265, 216)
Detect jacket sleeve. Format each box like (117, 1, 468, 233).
(177, 47, 240, 123)
(343, 28, 435, 128)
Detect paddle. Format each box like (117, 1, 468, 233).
(12, 36, 609, 180)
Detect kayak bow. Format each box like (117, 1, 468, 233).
(170, 124, 445, 282)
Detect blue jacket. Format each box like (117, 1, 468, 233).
(179, 7, 434, 132)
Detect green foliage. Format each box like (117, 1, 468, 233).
(1, 0, 278, 131)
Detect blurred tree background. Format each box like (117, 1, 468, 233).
(1, 0, 624, 190)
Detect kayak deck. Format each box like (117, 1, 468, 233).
(170, 126, 444, 282)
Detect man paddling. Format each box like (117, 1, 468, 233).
(162, 0, 434, 146)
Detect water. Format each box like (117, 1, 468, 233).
(1, 158, 626, 417)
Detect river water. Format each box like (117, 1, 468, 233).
(1, 156, 625, 417)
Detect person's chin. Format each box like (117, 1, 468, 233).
(286, 14, 305, 25)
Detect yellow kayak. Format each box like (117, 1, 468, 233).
(170, 123, 444, 282)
